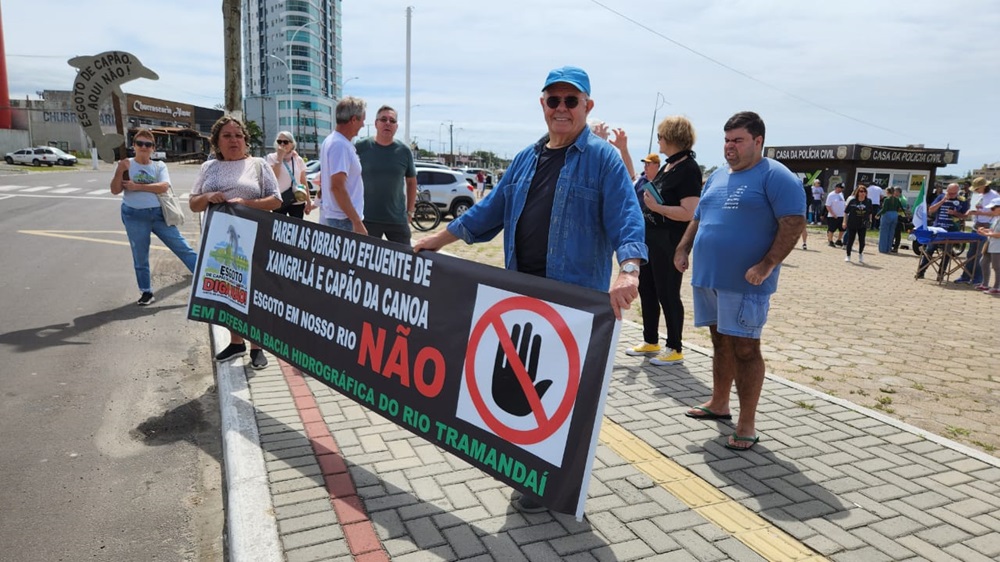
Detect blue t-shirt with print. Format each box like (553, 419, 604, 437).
(930, 194, 969, 231)
(691, 158, 805, 294)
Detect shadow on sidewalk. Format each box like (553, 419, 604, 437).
(0, 278, 191, 353)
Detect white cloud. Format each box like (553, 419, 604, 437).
(3, 0, 998, 173)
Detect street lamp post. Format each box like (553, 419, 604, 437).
(341, 76, 359, 97)
(265, 53, 287, 134)
(285, 17, 318, 144)
(647, 92, 670, 154)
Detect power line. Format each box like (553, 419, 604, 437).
(588, 0, 912, 139)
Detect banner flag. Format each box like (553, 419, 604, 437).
(187, 204, 620, 518)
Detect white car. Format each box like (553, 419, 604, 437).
(453, 167, 493, 188)
(417, 167, 476, 218)
(5, 146, 77, 167)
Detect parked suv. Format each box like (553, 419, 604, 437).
(5, 146, 77, 167)
(416, 167, 476, 218)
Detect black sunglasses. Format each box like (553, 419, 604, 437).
(276, 139, 291, 145)
(376, 117, 397, 124)
(545, 95, 584, 109)
(134, 140, 154, 148)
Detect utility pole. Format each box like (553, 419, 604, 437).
(222, 0, 242, 119)
(404, 6, 413, 145)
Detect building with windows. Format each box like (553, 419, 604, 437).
(972, 162, 1000, 183)
(242, 0, 344, 159)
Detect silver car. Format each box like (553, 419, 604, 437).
(5, 147, 76, 166)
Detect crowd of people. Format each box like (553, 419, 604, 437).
(110, 63, 998, 516)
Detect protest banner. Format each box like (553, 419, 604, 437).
(187, 204, 620, 518)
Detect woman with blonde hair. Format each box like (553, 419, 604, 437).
(266, 130, 313, 219)
(626, 116, 701, 368)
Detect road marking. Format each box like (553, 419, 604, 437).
(51, 187, 81, 194)
(599, 419, 826, 562)
(19, 229, 200, 250)
(20, 186, 53, 192)
(0, 185, 28, 191)
(57, 183, 70, 187)
(87, 189, 109, 195)
(1, 193, 122, 202)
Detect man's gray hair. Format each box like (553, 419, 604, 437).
(336, 96, 367, 124)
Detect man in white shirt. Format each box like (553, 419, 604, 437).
(825, 183, 846, 246)
(954, 176, 999, 285)
(319, 96, 367, 234)
(867, 183, 883, 230)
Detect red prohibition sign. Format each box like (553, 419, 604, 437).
(465, 295, 581, 445)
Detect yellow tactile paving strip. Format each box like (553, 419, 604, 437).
(599, 419, 828, 562)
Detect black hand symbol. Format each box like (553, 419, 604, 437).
(491, 322, 552, 417)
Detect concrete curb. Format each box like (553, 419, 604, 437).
(211, 324, 283, 562)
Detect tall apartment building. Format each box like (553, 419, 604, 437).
(243, 0, 344, 158)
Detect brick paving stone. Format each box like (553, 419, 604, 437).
(869, 515, 926, 538)
(900, 490, 952, 510)
(285, 539, 351, 562)
(781, 499, 841, 520)
(397, 501, 445, 522)
(943, 497, 996, 517)
(669, 528, 727, 562)
(928, 506, 992, 535)
(859, 483, 909, 502)
(563, 552, 601, 562)
(363, 492, 421, 512)
(943, 543, 999, 562)
(369, 508, 406, 539)
(407, 477, 445, 503)
(392, 545, 456, 561)
(520, 541, 567, 562)
(610, 501, 669, 523)
(828, 506, 887, 531)
(282, 524, 343, 550)
(916, 523, 974, 547)
(852, 527, 916, 559)
(803, 533, 845, 556)
(441, 524, 487, 559)
(275, 498, 336, 520)
(964, 532, 1000, 558)
(897, 535, 956, 562)
(627, 519, 680, 553)
(586, 511, 637, 543)
(651, 511, 714, 533)
(549, 530, 610, 557)
(805, 517, 868, 550)
(928, 470, 977, 487)
(830, 546, 894, 562)
(403, 516, 446, 550)
(271, 474, 325, 495)
(593, 538, 657, 562)
(890, 462, 938, 479)
(277, 509, 340, 535)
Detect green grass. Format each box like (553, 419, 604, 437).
(795, 400, 815, 410)
(946, 426, 971, 438)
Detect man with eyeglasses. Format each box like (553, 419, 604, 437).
(413, 66, 646, 513)
(355, 105, 417, 245)
(319, 96, 368, 234)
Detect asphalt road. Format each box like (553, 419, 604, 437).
(0, 164, 223, 561)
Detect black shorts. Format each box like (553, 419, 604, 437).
(827, 216, 844, 233)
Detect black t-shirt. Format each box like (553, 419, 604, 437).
(645, 157, 702, 237)
(515, 144, 568, 277)
(845, 198, 873, 229)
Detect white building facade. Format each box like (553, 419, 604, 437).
(243, 0, 344, 159)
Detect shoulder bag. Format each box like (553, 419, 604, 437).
(154, 162, 184, 226)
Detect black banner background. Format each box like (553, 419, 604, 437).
(187, 205, 619, 516)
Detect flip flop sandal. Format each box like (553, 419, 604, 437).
(725, 434, 759, 451)
(684, 406, 732, 421)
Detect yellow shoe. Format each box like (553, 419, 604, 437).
(650, 350, 684, 365)
(626, 342, 661, 356)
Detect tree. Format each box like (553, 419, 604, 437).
(222, 0, 242, 119)
(245, 120, 264, 155)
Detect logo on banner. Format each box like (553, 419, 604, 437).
(195, 213, 257, 313)
(455, 285, 593, 467)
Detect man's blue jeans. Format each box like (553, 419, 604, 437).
(121, 205, 198, 293)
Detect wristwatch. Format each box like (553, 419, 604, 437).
(621, 262, 640, 275)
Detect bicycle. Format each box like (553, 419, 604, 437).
(410, 190, 441, 232)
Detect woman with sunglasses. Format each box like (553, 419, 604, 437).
(843, 184, 873, 263)
(189, 116, 282, 369)
(110, 128, 198, 306)
(266, 131, 313, 219)
(626, 116, 701, 367)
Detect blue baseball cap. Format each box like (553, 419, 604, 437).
(542, 66, 591, 96)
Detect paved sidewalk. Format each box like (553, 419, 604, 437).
(216, 320, 1000, 562)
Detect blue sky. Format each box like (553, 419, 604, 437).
(4, 0, 998, 174)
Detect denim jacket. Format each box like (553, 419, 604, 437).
(447, 127, 647, 292)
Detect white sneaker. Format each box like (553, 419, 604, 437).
(858, 253, 865, 264)
(845, 255, 851, 262)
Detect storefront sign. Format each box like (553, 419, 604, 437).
(187, 205, 620, 518)
(127, 94, 195, 125)
(858, 145, 957, 166)
(767, 145, 850, 161)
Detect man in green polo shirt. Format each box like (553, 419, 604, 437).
(356, 105, 417, 245)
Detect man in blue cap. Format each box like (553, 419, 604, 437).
(414, 66, 646, 513)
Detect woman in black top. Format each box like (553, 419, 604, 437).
(843, 185, 873, 263)
(625, 116, 701, 365)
